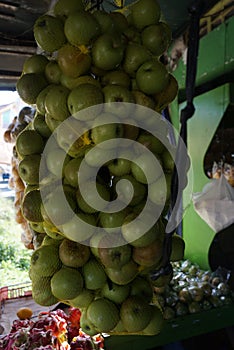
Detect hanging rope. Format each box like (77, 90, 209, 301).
(151, 0, 204, 281)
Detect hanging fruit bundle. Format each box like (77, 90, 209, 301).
(14, 0, 188, 337)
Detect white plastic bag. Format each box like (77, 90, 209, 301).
(192, 174, 234, 232)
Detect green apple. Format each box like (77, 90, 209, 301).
(132, 238, 163, 267)
(161, 147, 175, 173)
(131, 91, 155, 118)
(18, 154, 41, 185)
(51, 266, 83, 300)
(45, 60, 62, 84)
(87, 298, 120, 333)
(131, 0, 161, 30)
(89, 231, 106, 258)
(92, 34, 124, 71)
(102, 84, 135, 117)
(42, 186, 76, 226)
(137, 132, 165, 154)
(107, 155, 132, 177)
(148, 173, 171, 206)
(141, 22, 172, 56)
(122, 118, 139, 141)
(60, 73, 100, 90)
(170, 234, 185, 262)
(45, 113, 61, 132)
(136, 59, 169, 95)
(30, 243, 61, 277)
(16, 129, 44, 158)
(80, 309, 99, 336)
(154, 73, 179, 112)
(109, 12, 129, 33)
(106, 259, 139, 285)
(91, 112, 123, 148)
(36, 84, 55, 115)
(92, 10, 116, 34)
(30, 221, 45, 234)
(82, 258, 107, 290)
(131, 199, 146, 215)
(16, 72, 48, 105)
(41, 232, 62, 246)
(142, 304, 164, 335)
(111, 319, 127, 333)
(98, 235, 132, 268)
(69, 289, 94, 309)
(108, 158, 131, 177)
(45, 147, 70, 178)
(33, 113, 52, 139)
(59, 238, 90, 267)
(67, 83, 103, 120)
(101, 281, 130, 304)
(122, 26, 141, 44)
(33, 14, 66, 52)
(130, 276, 153, 302)
(103, 84, 134, 104)
(112, 174, 146, 206)
(64, 157, 82, 188)
(99, 205, 129, 233)
(85, 146, 116, 167)
(58, 43, 91, 78)
(120, 296, 152, 332)
(62, 212, 97, 242)
(45, 84, 70, 121)
(55, 116, 91, 157)
(123, 43, 151, 77)
(43, 224, 64, 240)
(23, 54, 49, 74)
(131, 152, 163, 184)
(53, 0, 85, 19)
(122, 212, 162, 247)
(41, 234, 62, 246)
(101, 70, 130, 88)
(76, 181, 110, 214)
(64, 10, 100, 46)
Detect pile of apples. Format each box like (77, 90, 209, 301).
(14, 0, 185, 337)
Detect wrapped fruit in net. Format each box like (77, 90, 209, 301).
(13, 0, 191, 337)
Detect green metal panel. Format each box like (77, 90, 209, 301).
(173, 16, 234, 93)
(182, 83, 233, 270)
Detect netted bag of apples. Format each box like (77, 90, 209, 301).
(14, 0, 187, 337)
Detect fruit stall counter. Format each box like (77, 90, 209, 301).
(104, 260, 234, 349)
(104, 304, 234, 350)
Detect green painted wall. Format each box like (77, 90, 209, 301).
(182, 84, 233, 269)
(169, 13, 234, 270)
(173, 16, 234, 93)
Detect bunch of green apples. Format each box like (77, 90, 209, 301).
(29, 236, 168, 336)
(16, 0, 178, 115)
(14, 0, 185, 337)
